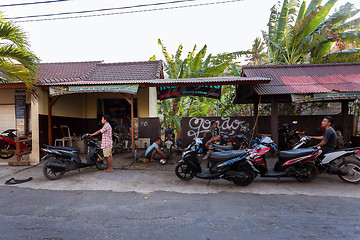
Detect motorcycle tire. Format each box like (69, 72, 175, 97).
(0, 143, 15, 159)
(337, 159, 360, 184)
(175, 163, 195, 181)
(43, 158, 66, 180)
(295, 162, 318, 182)
(233, 163, 255, 186)
(95, 152, 109, 170)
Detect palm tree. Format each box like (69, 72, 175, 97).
(0, 12, 39, 94)
(263, 0, 360, 64)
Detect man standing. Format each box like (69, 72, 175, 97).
(203, 121, 221, 148)
(90, 114, 113, 172)
(145, 137, 167, 162)
(310, 116, 337, 155)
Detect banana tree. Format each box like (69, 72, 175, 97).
(0, 12, 39, 96)
(263, 0, 360, 64)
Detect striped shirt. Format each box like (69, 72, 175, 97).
(100, 122, 113, 149)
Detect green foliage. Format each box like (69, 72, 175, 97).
(0, 12, 39, 95)
(262, 0, 360, 64)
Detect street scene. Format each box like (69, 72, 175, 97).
(1, 0, 360, 239)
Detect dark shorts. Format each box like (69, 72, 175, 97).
(145, 148, 156, 159)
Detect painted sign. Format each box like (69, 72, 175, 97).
(15, 92, 26, 119)
(292, 92, 360, 103)
(49, 84, 139, 96)
(181, 117, 252, 146)
(158, 85, 221, 100)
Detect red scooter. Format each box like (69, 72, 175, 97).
(0, 129, 30, 159)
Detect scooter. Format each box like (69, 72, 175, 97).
(164, 128, 175, 158)
(41, 134, 108, 180)
(246, 137, 321, 182)
(175, 138, 255, 186)
(278, 121, 305, 150)
(0, 129, 31, 159)
(294, 136, 360, 184)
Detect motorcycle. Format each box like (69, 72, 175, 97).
(278, 121, 305, 150)
(243, 137, 321, 182)
(175, 138, 255, 186)
(163, 128, 175, 158)
(41, 134, 108, 180)
(0, 129, 31, 159)
(294, 136, 360, 184)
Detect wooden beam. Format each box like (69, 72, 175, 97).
(0, 83, 26, 89)
(271, 96, 279, 145)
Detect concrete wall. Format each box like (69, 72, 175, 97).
(0, 89, 15, 104)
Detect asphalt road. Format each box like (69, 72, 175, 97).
(1, 186, 360, 240)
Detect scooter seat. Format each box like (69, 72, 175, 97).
(278, 148, 315, 162)
(209, 150, 247, 161)
(211, 144, 233, 151)
(44, 144, 79, 152)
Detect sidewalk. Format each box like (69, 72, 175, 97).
(1, 152, 360, 199)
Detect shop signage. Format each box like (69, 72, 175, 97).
(291, 92, 360, 103)
(15, 91, 26, 119)
(49, 84, 139, 96)
(158, 85, 221, 100)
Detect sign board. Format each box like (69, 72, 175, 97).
(15, 92, 26, 119)
(291, 92, 360, 103)
(158, 85, 221, 100)
(49, 84, 139, 97)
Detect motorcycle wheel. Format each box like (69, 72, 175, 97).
(95, 152, 109, 170)
(43, 159, 65, 180)
(0, 143, 15, 159)
(175, 163, 195, 181)
(337, 159, 360, 184)
(295, 162, 318, 182)
(233, 163, 255, 186)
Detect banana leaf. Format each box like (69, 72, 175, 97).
(189, 62, 229, 78)
(304, 0, 322, 16)
(296, 1, 307, 23)
(322, 48, 360, 63)
(333, 16, 360, 32)
(275, 0, 290, 43)
(191, 44, 207, 72)
(340, 31, 360, 43)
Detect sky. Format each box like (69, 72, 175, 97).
(1, 0, 359, 63)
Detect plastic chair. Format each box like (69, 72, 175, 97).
(54, 125, 75, 147)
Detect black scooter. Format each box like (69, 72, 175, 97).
(175, 138, 255, 186)
(41, 134, 108, 180)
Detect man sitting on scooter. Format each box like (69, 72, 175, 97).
(89, 114, 113, 172)
(145, 137, 167, 162)
(310, 116, 337, 155)
(203, 121, 221, 148)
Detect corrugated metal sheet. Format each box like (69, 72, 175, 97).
(42, 76, 271, 86)
(243, 62, 360, 95)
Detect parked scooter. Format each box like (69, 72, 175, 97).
(175, 138, 255, 186)
(164, 128, 175, 158)
(41, 134, 108, 180)
(0, 129, 31, 159)
(244, 137, 321, 182)
(294, 136, 360, 184)
(278, 121, 305, 150)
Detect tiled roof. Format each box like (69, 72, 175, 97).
(38, 60, 163, 85)
(242, 62, 360, 95)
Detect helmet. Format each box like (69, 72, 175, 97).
(160, 159, 167, 165)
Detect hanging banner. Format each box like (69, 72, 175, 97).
(49, 84, 139, 97)
(292, 92, 360, 103)
(157, 85, 221, 100)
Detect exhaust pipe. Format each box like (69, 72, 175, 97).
(46, 162, 67, 170)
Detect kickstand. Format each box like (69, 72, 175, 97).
(207, 179, 211, 186)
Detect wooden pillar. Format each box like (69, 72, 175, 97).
(48, 95, 60, 146)
(271, 96, 279, 144)
(253, 98, 259, 135)
(341, 100, 350, 143)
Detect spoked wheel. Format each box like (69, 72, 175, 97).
(233, 163, 255, 186)
(337, 159, 360, 184)
(175, 163, 195, 181)
(296, 162, 318, 182)
(0, 144, 15, 159)
(95, 152, 109, 170)
(43, 159, 65, 180)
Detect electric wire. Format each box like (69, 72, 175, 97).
(12, 0, 243, 22)
(11, 0, 197, 20)
(0, 0, 70, 8)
